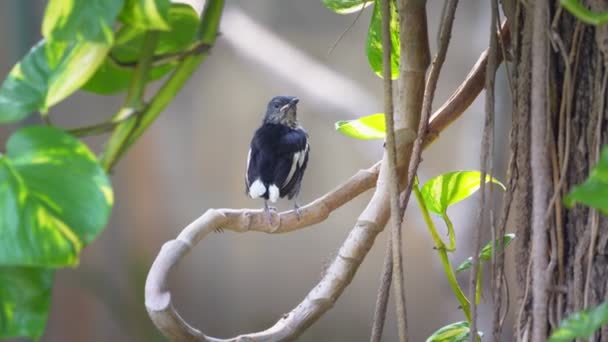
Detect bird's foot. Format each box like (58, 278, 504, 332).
(264, 201, 277, 224)
(293, 202, 302, 220)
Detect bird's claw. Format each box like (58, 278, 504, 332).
(263, 202, 277, 224)
(294, 203, 302, 221)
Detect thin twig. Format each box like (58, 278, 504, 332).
(530, 1, 550, 340)
(399, 0, 459, 212)
(425, 23, 511, 147)
(470, 0, 498, 339)
(379, 0, 408, 340)
(372, 1, 458, 340)
(327, 0, 370, 56)
(370, 241, 392, 342)
(396, 0, 459, 305)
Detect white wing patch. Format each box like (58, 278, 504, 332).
(245, 149, 252, 187)
(249, 179, 266, 198)
(299, 143, 309, 167)
(282, 143, 308, 188)
(283, 152, 300, 187)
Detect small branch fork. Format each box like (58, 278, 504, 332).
(145, 25, 511, 342)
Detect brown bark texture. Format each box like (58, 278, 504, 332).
(505, 0, 608, 340)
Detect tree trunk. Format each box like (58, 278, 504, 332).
(505, 0, 608, 340)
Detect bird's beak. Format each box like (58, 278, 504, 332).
(280, 98, 299, 112)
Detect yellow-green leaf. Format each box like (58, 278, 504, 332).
(0, 40, 110, 123)
(0, 126, 113, 267)
(42, 0, 123, 44)
(456, 234, 516, 273)
(321, 0, 373, 14)
(120, 0, 171, 30)
(0, 267, 53, 339)
(335, 113, 386, 140)
(420, 171, 506, 215)
(366, 0, 400, 79)
(426, 321, 471, 342)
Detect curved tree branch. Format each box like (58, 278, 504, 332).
(145, 24, 511, 341)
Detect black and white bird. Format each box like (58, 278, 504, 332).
(245, 96, 309, 221)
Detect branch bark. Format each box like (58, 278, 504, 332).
(145, 24, 511, 341)
(380, 0, 410, 340)
(530, 1, 549, 340)
(469, 2, 499, 340)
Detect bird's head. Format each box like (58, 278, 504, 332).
(263, 96, 299, 127)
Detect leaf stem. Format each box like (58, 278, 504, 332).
(67, 110, 137, 137)
(108, 41, 211, 69)
(441, 212, 457, 252)
(100, 31, 160, 171)
(560, 0, 608, 25)
(413, 182, 471, 321)
(114, 0, 225, 163)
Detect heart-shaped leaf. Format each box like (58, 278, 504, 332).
(321, 0, 374, 14)
(119, 0, 171, 30)
(83, 3, 200, 95)
(42, 0, 124, 44)
(0, 40, 110, 123)
(426, 321, 472, 342)
(0, 126, 113, 267)
(456, 234, 515, 273)
(366, 0, 400, 79)
(420, 171, 506, 215)
(549, 301, 608, 341)
(0, 267, 53, 339)
(564, 145, 608, 215)
(335, 113, 386, 140)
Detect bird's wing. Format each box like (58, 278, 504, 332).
(246, 141, 266, 198)
(246, 125, 280, 199)
(283, 143, 309, 199)
(275, 129, 309, 198)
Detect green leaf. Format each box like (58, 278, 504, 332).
(335, 113, 386, 140)
(321, 0, 374, 14)
(420, 171, 506, 215)
(366, 0, 399, 79)
(0, 40, 110, 123)
(0, 267, 53, 339)
(549, 301, 608, 341)
(426, 321, 471, 342)
(42, 0, 124, 44)
(0, 126, 113, 267)
(120, 0, 171, 30)
(456, 234, 516, 273)
(83, 3, 200, 95)
(564, 146, 608, 215)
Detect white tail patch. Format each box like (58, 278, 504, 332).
(249, 179, 266, 198)
(268, 184, 279, 203)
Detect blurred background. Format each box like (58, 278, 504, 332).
(0, 1, 514, 341)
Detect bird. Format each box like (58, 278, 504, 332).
(245, 95, 310, 222)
